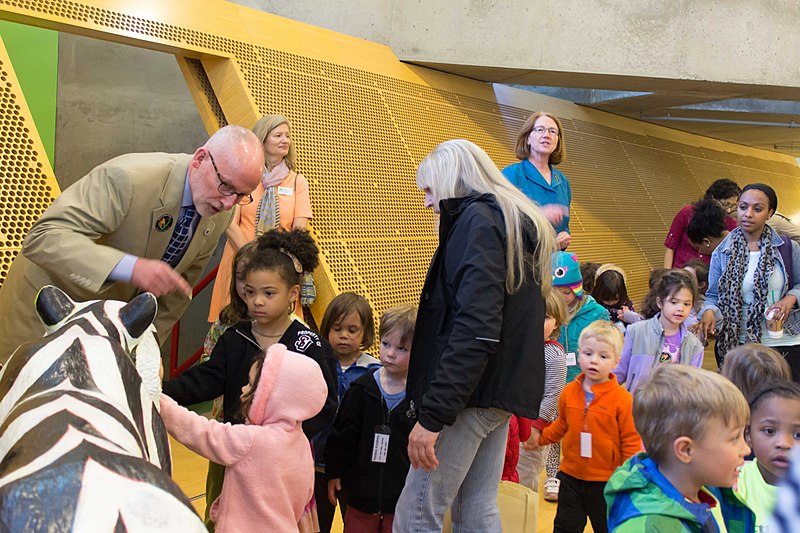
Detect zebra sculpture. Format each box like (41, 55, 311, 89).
(0, 285, 205, 532)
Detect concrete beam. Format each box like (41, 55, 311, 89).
(232, 0, 395, 44)
(389, 0, 800, 90)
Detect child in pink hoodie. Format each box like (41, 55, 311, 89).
(160, 343, 328, 533)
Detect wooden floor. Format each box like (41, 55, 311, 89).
(170, 348, 719, 532)
(171, 436, 581, 532)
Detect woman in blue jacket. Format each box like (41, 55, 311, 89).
(394, 139, 557, 532)
(503, 111, 572, 250)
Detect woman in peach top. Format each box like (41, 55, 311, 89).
(208, 114, 313, 322)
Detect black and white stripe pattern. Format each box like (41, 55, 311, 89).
(0, 286, 204, 532)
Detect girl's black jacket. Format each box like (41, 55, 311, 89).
(406, 193, 546, 432)
(324, 369, 414, 514)
(162, 319, 338, 439)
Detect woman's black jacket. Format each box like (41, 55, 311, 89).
(406, 193, 546, 432)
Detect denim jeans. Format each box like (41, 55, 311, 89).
(392, 407, 511, 533)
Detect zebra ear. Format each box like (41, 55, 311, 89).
(119, 293, 157, 339)
(35, 285, 76, 326)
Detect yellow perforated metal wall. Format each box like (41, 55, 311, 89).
(0, 35, 58, 288)
(3, 0, 800, 342)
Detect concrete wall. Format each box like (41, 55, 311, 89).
(55, 34, 207, 188)
(209, 1, 800, 91)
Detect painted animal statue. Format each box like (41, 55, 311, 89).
(0, 285, 205, 532)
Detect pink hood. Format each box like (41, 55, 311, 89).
(248, 343, 327, 428)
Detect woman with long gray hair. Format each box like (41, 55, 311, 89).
(394, 139, 556, 531)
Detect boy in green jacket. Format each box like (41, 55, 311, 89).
(605, 365, 755, 532)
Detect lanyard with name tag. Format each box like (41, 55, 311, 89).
(580, 432, 592, 458)
(372, 425, 391, 463)
(566, 352, 577, 366)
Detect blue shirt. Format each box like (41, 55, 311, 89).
(502, 159, 572, 234)
(374, 370, 406, 411)
(337, 352, 381, 402)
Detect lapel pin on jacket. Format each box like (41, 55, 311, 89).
(155, 215, 173, 232)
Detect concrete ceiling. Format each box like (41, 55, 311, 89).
(408, 62, 800, 158)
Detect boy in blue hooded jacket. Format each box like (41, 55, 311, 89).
(605, 365, 755, 532)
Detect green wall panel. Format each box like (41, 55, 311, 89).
(0, 21, 57, 165)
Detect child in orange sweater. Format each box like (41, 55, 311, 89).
(528, 320, 641, 533)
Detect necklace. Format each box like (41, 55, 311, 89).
(251, 324, 284, 338)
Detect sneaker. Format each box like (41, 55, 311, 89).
(543, 477, 560, 501)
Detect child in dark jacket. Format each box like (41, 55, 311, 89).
(325, 304, 417, 532)
(316, 292, 380, 531)
(162, 230, 338, 531)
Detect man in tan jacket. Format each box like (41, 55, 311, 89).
(0, 125, 264, 363)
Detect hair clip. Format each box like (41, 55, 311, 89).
(280, 248, 303, 274)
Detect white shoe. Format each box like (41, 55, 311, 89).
(543, 477, 560, 501)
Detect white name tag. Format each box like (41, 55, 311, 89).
(566, 352, 577, 366)
(580, 431, 592, 458)
(278, 186, 294, 196)
(372, 428, 390, 463)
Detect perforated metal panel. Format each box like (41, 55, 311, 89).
(2, 0, 800, 325)
(0, 35, 58, 287)
(182, 57, 227, 129)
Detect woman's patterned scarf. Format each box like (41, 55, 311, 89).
(716, 225, 780, 355)
(254, 160, 289, 237)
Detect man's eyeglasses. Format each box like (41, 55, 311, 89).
(208, 151, 253, 205)
(532, 126, 559, 136)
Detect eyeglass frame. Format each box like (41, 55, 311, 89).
(207, 151, 254, 205)
(532, 126, 560, 136)
(718, 199, 738, 214)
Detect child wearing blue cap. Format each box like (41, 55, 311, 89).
(553, 252, 610, 382)
(544, 252, 609, 501)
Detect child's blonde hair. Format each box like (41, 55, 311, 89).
(633, 365, 749, 464)
(578, 320, 623, 361)
(720, 343, 792, 402)
(544, 288, 568, 340)
(379, 304, 417, 346)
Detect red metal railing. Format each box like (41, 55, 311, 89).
(169, 265, 218, 379)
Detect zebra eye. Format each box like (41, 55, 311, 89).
(554, 267, 567, 279)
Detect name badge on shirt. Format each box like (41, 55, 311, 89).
(372, 425, 390, 463)
(278, 186, 294, 196)
(580, 432, 592, 458)
(566, 352, 577, 366)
